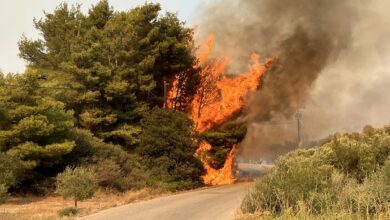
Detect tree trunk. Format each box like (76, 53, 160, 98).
(74, 199, 78, 208)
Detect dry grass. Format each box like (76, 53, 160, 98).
(236, 209, 390, 220)
(235, 209, 266, 220)
(0, 188, 167, 220)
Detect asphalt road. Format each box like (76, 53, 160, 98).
(82, 182, 252, 220)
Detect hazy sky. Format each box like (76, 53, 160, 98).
(0, 0, 200, 73)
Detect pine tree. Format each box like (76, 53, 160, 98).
(0, 70, 75, 179)
(139, 108, 203, 190)
(18, 1, 199, 149)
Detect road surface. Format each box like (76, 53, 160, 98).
(82, 183, 252, 220)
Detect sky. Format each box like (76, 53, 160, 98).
(0, 0, 200, 74)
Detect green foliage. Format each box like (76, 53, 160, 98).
(56, 167, 97, 207)
(85, 142, 150, 191)
(58, 207, 79, 217)
(201, 122, 247, 169)
(241, 147, 336, 214)
(2, 1, 204, 195)
(241, 125, 390, 219)
(327, 136, 376, 181)
(19, 1, 199, 148)
(0, 153, 21, 203)
(0, 71, 76, 181)
(0, 153, 22, 188)
(139, 108, 203, 191)
(0, 184, 7, 204)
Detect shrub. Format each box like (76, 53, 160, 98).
(0, 153, 22, 188)
(340, 159, 390, 214)
(91, 159, 123, 189)
(0, 184, 7, 204)
(58, 207, 79, 217)
(56, 167, 97, 208)
(328, 136, 376, 181)
(241, 147, 336, 214)
(0, 153, 22, 203)
(85, 141, 150, 191)
(241, 125, 390, 219)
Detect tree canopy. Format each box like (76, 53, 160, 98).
(0, 70, 76, 179)
(139, 108, 204, 190)
(19, 1, 199, 148)
(56, 166, 97, 208)
(0, 1, 207, 195)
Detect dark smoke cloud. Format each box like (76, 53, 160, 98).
(197, 0, 390, 160)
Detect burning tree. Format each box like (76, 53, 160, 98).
(168, 35, 275, 185)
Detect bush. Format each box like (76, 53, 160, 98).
(241, 125, 390, 219)
(85, 141, 150, 191)
(91, 159, 122, 188)
(0, 153, 22, 202)
(56, 167, 97, 208)
(0, 184, 8, 204)
(327, 136, 376, 181)
(340, 159, 390, 214)
(58, 207, 79, 217)
(241, 148, 336, 214)
(0, 153, 22, 188)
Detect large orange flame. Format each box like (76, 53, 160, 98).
(168, 35, 274, 185)
(197, 142, 238, 185)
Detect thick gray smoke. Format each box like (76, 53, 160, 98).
(196, 0, 390, 161)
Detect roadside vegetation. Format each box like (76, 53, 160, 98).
(0, 0, 204, 218)
(239, 125, 390, 220)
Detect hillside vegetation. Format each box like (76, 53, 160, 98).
(240, 125, 390, 219)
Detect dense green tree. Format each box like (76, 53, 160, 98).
(56, 166, 97, 208)
(0, 70, 76, 180)
(139, 108, 203, 190)
(19, 1, 199, 148)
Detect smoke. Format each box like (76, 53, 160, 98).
(197, 0, 390, 160)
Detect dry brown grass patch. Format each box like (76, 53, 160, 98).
(0, 188, 167, 220)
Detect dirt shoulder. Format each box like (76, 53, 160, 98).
(0, 188, 168, 220)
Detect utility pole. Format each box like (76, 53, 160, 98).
(295, 109, 302, 147)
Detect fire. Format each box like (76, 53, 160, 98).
(192, 52, 271, 132)
(168, 35, 274, 185)
(198, 142, 238, 185)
